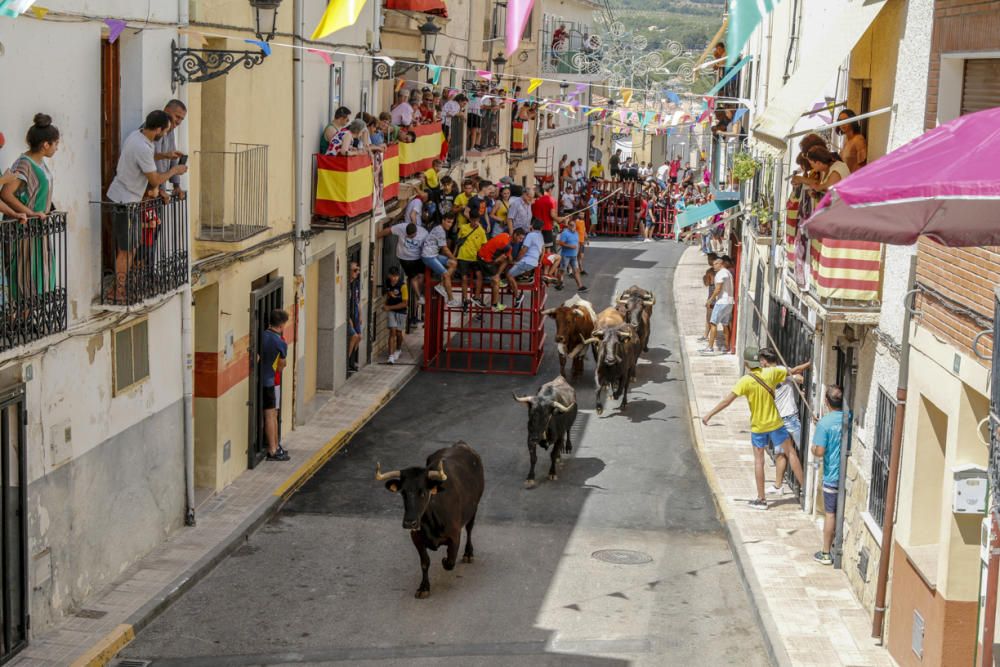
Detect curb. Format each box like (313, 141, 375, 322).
(672, 251, 792, 667)
(82, 365, 419, 667)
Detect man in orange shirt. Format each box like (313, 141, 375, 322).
(477, 232, 513, 312)
(574, 215, 588, 276)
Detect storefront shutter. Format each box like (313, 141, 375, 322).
(961, 58, 1000, 115)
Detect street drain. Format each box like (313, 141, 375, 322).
(591, 549, 653, 565)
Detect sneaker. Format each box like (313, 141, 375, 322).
(470, 297, 485, 308)
(813, 551, 833, 565)
(580, 270, 588, 276)
(554, 282, 564, 291)
(266, 449, 290, 462)
(387, 354, 396, 365)
(748, 498, 768, 511)
(492, 303, 507, 312)
(434, 284, 448, 299)
(578, 285, 588, 292)
(514, 294, 526, 308)
(697, 336, 708, 342)
(698, 347, 719, 355)
(766, 484, 786, 496)
(418, 294, 426, 306)
(447, 298, 462, 307)
(498, 279, 509, 288)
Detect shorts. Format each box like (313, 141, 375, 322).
(542, 229, 554, 246)
(400, 258, 425, 280)
(456, 259, 479, 278)
(782, 413, 802, 447)
(111, 204, 135, 251)
(823, 485, 840, 513)
(508, 260, 536, 279)
(710, 301, 733, 326)
(643, 216, 655, 228)
(262, 385, 277, 410)
(560, 255, 578, 272)
(348, 320, 362, 337)
(422, 254, 451, 276)
(669, 176, 678, 184)
(750, 425, 791, 450)
(387, 311, 406, 330)
(477, 258, 499, 277)
(467, 113, 482, 129)
(610, 168, 620, 179)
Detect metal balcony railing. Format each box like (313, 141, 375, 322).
(99, 196, 189, 306)
(0, 213, 67, 352)
(477, 108, 502, 151)
(448, 115, 466, 164)
(540, 20, 597, 75)
(197, 143, 269, 242)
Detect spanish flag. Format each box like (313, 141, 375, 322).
(383, 144, 400, 201)
(399, 122, 444, 178)
(314, 154, 374, 218)
(312, 0, 368, 40)
(384, 0, 447, 16)
(511, 120, 525, 152)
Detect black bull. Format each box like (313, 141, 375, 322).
(513, 376, 578, 488)
(616, 287, 655, 353)
(588, 323, 641, 415)
(376, 442, 485, 598)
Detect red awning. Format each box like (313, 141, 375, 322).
(384, 0, 447, 17)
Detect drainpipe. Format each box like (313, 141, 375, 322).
(872, 254, 918, 640)
(178, 0, 196, 527)
(981, 511, 1000, 667)
(292, 0, 307, 426)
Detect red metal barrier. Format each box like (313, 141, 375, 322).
(586, 179, 675, 239)
(423, 267, 546, 375)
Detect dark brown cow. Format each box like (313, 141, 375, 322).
(542, 296, 597, 377)
(617, 286, 655, 353)
(586, 322, 641, 415)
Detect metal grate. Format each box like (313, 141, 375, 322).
(74, 608, 108, 619)
(197, 143, 269, 242)
(868, 387, 896, 528)
(989, 288, 1000, 508)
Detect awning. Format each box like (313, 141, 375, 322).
(384, 0, 447, 16)
(677, 200, 739, 230)
(752, 0, 888, 149)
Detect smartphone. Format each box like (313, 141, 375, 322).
(178, 154, 188, 166)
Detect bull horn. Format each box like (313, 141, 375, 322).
(619, 331, 633, 339)
(427, 460, 448, 481)
(540, 308, 556, 317)
(582, 337, 600, 345)
(512, 392, 533, 404)
(643, 296, 656, 305)
(552, 401, 575, 413)
(617, 295, 630, 304)
(375, 462, 401, 481)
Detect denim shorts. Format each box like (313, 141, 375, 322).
(710, 301, 733, 326)
(422, 254, 451, 276)
(508, 260, 536, 279)
(560, 255, 578, 271)
(750, 425, 791, 450)
(823, 485, 839, 513)
(782, 413, 802, 447)
(387, 311, 406, 330)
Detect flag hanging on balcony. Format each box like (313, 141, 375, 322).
(384, 0, 447, 16)
(511, 121, 525, 152)
(312, 0, 367, 40)
(315, 154, 374, 218)
(726, 0, 776, 66)
(383, 144, 400, 202)
(505, 0, 535, 57)
(399, 122, 443, 178)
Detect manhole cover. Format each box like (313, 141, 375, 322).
(591, 549, 653, 565)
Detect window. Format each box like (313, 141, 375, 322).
(961, 58, 1000, 115)
(328, 63, 344, 121)
(868, 387, 896, 528)
(114, 319, 150, 394)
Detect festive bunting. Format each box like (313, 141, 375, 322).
(622, 89, 633, 107)
(427, 64, 442, 84)
(585, 107, 603, 117)
(732, 107, 748, 123)
(30, 5, 46, 18)
(526, 78, 543, 94)
(697, 110, 710, 122)
(641, 111, 654, 128)
(245, 39, 271, 57)
(476, 69, 493, 80)
(307, 48, 334, 65)
(104, 18, 126, 43)
(395, 77, 406, 92)
(0, 0, 36, 18)
(505, 0, 534, 57)
(312, 0, 367, 40)
(666, 91, 681, 105)
(379, 56, 396, 67)
(726, 0, 776, 66)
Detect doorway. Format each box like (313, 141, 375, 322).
(346, 245, 362, 375)
(0, 385, 28, 663)
(248, 277, 283, 469)
(315, 253, 337, 392)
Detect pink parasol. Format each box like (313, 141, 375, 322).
(803, 107, 1000, 247)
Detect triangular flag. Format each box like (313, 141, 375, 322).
(31, 5, 47, 18)
(697, 110, 710, 122)
(312, 0, 367, 40)
(505, 0, 535, 57)
(307, 48, 334, 66)
(380, 56, 396, 67)
(732, 107, 748, 123)
(104, 18, 126, 43)
(526, 78, 542, 94)
(585, 107, 603, 117)
(727, 0, 777, 66)
(395, 78, 406, 93)
(641, 111, 654, 127)
(427, 64, 442, 85)
(621, 89, 632, 106)
(666, 91, 681, 105)
(245, 39, 271, 56)
(476, 69, 492, 80)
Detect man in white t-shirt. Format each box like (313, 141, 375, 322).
(701, 255, 734, 354)
(440, 94, 466, 143)
(390, 90, 414, 128)
(467, 91, 483, 151)
(376, 214, 429, 314)
(770, 359, 812, 495)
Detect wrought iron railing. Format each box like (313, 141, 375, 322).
(474, 108, 502, 151)
(99, 196, 189, 306)
(540, 23, 597, 75)
(868, 387, 896, 528)
(198, 143, 269, 242)
(989, 289, 1000, 511)
(448, 115, 466, 164)
(0, 214, 68, 352)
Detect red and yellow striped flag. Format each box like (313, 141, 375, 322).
(314, 154, 373, 218)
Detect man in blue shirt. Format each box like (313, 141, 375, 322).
(506, 219, 543, 308)
(811, 386, 845, 564)
(556, 219, 586, 292)
(260, 308, 290, 461)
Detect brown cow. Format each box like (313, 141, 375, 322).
(542, 296, 597, 377)
(594, 306, 625, 332)
(617, 286, 655, 352)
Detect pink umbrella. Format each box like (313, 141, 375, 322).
(803, 107, 1000, 247)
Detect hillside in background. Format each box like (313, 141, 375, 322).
(609, 0, 724, 51)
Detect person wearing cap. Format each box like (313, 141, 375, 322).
(701, 346, 805, 510)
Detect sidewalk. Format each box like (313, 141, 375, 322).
(673, 247, 895, 667)
(12, 336, 422, 667)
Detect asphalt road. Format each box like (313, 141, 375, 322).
(121, 239, 768, 666)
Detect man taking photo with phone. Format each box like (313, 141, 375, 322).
(154, 99, 188, 201)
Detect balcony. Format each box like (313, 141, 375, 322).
(0, 214, 67, 352)
(99, 196, 189, 306)
(540, 21, 599, 78)
(470, 108, 502, 153)
(198, 143, 269, 242)
(448, 116, 466, 164)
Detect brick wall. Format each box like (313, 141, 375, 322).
(916, 0, 1000, 365)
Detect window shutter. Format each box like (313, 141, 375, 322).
(961, 59, 1000, 116)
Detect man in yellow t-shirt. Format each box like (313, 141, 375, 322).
(453, 179, 475, 228)
(701, 346, 804, 510)
(455, 208, 488, 306)
(589, 162, 604, 180)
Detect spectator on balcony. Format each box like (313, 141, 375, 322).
(0, 133, 29, 223)
(422, 212, 461, 308)
(441, 93, 465, 143)
(378, 112, 399, 144)
(105, 110, 187, 303)
(2, 114, 60, 223)
(324, 113, 355, 156)
(153, 100, 187, 200)
(836, 109, 867, 172)
(347, 119, 371, 156)
(507, 218, 543, 308)
(551, 23, 568, 53)
(812, 385, 845, 565)
(417, 91, 437, 124)
(364, 114, 386, 152)
(321, 106, 352, 155)
(390, 90, 414, 129)
(508, 184, 532, 234)
(609, 149, 622, 179)
(467, 91, 483, 152)
(792, 146, 850, 194)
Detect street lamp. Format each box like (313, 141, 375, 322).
(559, 80, 569, 99)
(419, 18, 440, 63)
(249, 0, 283, 42)
(492, 53, 507, 82)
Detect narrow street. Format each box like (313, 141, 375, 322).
(120, 240, 768, 666)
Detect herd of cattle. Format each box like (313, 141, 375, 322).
(375, 285, 656, 598)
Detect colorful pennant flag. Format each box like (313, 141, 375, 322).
(621, 89, 632, 106)
(476, 69, 493, 80)
(505, 0, 535, 57)
(0, 0, 36, 18)
(307, 48, 334, 65)
(30, 4, 46, 18)
(726, 0, 776, 66)
(526, 78, 543, 94)
(641, 111, 654, 128)
(245, 39, 271, 56)
(427, 64, 442, 85)
(585, 107, 603, 117)
(104, 18, 126, 43)
(312, 0, 367, 40)
(732, 107, 748, 123)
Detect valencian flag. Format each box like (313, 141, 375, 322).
(314, 154, 374, 218)
(399, 122, 444, 178)
(383, 144, 400, 201)
(726, 0, 778, 66)
(384, 0, 447, 15)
